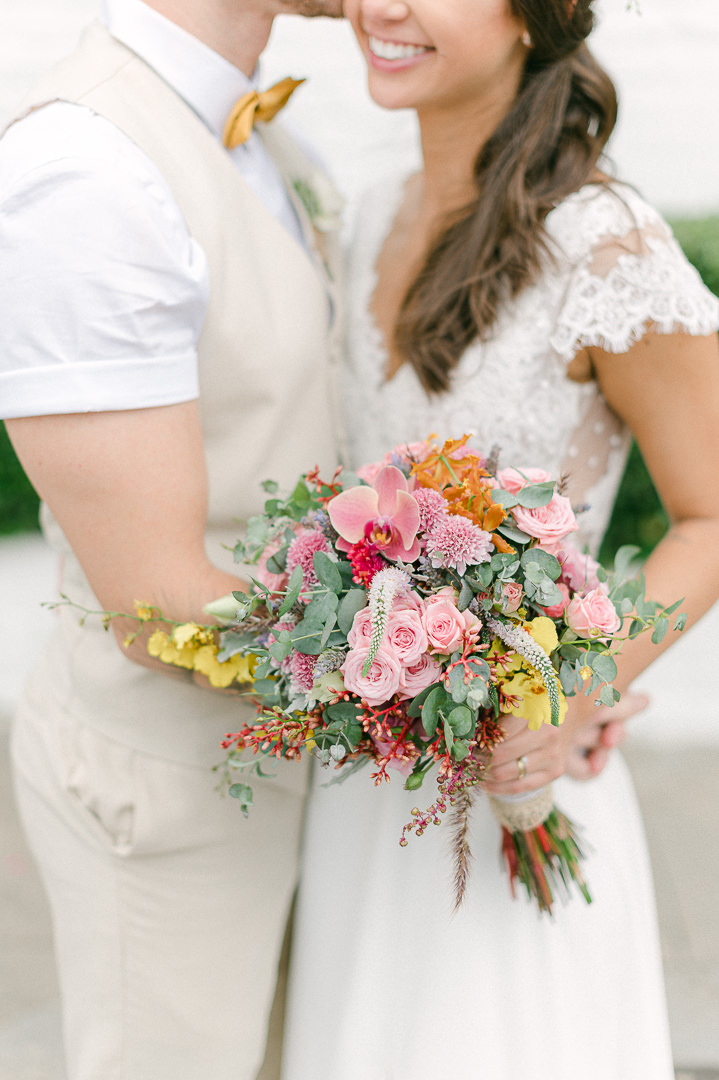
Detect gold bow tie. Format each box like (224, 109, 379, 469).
(223, 77, 305, 149)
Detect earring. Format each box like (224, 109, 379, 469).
(521, 30, 532, 47)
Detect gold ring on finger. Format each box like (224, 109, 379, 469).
(516, 755, 528, 780)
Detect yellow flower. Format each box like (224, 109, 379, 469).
(502, 670, 568, 731)
(172, 622, 209, 649)
(525, 616, 559, 655)
(580, 665, 592, 682)
(146, 629, 196, 669)
(133, 601, 156, 622)
(193, 646, 255, 688)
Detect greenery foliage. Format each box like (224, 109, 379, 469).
(0, 422, 40, 535)
(1, 216, 718, 549)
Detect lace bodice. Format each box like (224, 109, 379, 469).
(341, 178, 718, 554)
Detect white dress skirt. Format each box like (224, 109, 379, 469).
(281, 177, 719, 1078)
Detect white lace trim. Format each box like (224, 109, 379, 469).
(548, 185, 718, 358)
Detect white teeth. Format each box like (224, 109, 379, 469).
(368, 36, 430, 61)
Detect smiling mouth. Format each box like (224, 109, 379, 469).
(368, 35, 433, 62)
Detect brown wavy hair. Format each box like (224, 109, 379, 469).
(394, 0, 618, 393)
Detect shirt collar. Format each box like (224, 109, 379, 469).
(101, 0, 257, 141)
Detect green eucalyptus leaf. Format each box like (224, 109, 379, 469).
(492, 488, 520, 508)
(268, 637, 292, 662)
(496, 523, 533, 545)
(305, 591, 339, 624)
(324, 700, 362, 724)
(451, 739, 470, 762)
(515, 481, 555, 509)
(266, 544, 289, 574)
(446, 664, 470, 703)
(560, 660, 578, 696)
(613, 544, 641, 581)
(598, 684, 619, 707)
(290, 619, 325, 655)
(407, 683, 440, 719)
(651, 617, 669, 645)
(521, 548, 561, 579)
(447, 704, 474, 737)
(465, 565, 494, 590)
(558, 643, 583, 661)
(278, 565, 304, 617)
(228, 784, 254, 817)
(291, 479, 312, 509)
(458, 580, 474, 612)
(319, 612, 338, 651)
(251, 677, 278, 697)
(421, 685, 446, 738)
(588, 652, 618, 682)
(337, 589, 368, 635)
(313, 551, 343, 593)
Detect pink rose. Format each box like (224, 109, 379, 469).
(460, 607, 482, 644)
(254, 540, 289, 592)
(347, 608, 373, 649)
(423, 596, 467, 655)
(541, 581, 571, 619)
(341, 645, 402, 705)
(356, 460, 383, 484)
(555, 545, 603, 595)
(501, 582, 523, 613)
(398, 653, 443, 698)
(496, 466, 552, 495)
(512, 493, 578, 544)
(565, 588, 621, 639)
(386, 608, 429, 666)
(395, 591, 427, 618)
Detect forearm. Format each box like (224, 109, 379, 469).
(608, 514, 719, 694)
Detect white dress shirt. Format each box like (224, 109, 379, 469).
(0, 0, 305, 419)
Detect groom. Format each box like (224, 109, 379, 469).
(0, 0, 341, 1078)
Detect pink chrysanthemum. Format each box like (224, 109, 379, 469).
(289, 650, 317, 693)
(286, 528, 330, 590)
(424, 514, 493, 576)
(413, 487, 449, 534)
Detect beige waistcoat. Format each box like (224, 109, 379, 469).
(13, 22, 342, 764)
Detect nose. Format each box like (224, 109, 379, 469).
(360, 0, 411, 22)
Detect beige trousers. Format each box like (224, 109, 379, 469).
(11, 698, 308, 1080)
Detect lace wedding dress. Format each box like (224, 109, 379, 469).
(281, 180, 718, 1080)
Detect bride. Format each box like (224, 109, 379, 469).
(282, 1, 719, 1076)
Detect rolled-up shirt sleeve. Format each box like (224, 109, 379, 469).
(0, 103, 208, 419)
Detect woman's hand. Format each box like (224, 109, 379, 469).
(482, 690, 649, 796)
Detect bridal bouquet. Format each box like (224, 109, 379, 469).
(133, 436, 682, 914)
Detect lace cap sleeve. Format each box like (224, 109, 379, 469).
(549, 184, 719, 361)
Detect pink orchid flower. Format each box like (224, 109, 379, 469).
(328, 465, 421, 563)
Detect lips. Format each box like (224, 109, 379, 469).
(368, 35, 432, 61)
